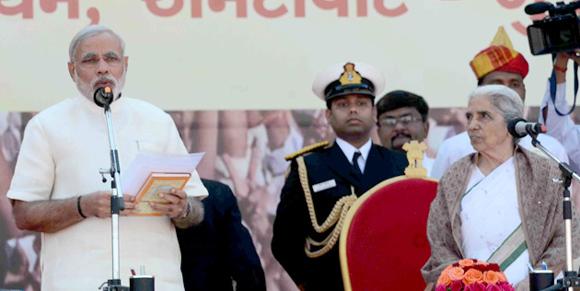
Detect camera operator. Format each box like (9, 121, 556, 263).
(526, 1, 579, 173)
(539, 53, 580, 211)
(522, 1, 580, 219)
(539, 52, 580, 173)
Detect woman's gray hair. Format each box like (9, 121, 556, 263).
(68, 25, 125, 62)
(468, 84, 524, 144)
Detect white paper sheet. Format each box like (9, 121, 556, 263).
(121, 152, 205, 196)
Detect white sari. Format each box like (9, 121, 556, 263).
(460, 157, 530, 285)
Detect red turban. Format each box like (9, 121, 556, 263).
(470, 45, 529, 80)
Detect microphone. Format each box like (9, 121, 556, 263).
(524, 2, 553, 15)
(93, 87, 114, 108)
(507, 118, 547, 138)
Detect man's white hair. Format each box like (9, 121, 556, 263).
(68, 25, 125, 62)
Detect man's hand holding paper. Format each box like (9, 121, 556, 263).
(149, 188, 189, 219)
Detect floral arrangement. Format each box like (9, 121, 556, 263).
(436, 259, 514, 291)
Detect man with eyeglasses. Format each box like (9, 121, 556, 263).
(272, 62, 407, 291)
(6, 25, 208, 290)
(376, 90, 433, 176)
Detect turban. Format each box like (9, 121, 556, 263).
(469, 26, 529, 80)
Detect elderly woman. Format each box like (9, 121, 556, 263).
(421, 85, 579, 289)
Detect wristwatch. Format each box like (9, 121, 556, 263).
(180, 200, 191, 218)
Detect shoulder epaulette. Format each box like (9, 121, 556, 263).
(285, 141, 330, 161)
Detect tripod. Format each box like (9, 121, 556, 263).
(530, 134, 580, 291)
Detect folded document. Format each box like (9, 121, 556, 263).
(122, 152, 204, 216)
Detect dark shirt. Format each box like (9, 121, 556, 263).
(177, 179, 266, 291)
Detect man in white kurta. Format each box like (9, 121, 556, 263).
(7, 25, 208, 291)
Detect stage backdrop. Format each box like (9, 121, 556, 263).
(2, 1, 580, 291)
(0, 0, 572, 112)
(0, 108, 578, 291)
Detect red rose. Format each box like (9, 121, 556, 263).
(485, 284, 502, 291)
(497, 281, 515, 291)
(464, 282, 486, 291)
(450, 280, 464, 291)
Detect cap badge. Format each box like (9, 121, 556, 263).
(339, 62, 362, 85)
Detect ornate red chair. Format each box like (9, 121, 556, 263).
(339, 175, 438, 291)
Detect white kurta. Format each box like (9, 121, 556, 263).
(7, 95, 208, 291)
(461, 159, 529, 285)
(423, 153, 434, 177)
(430, 131, 569, 179)
(539, 82, 580, 173)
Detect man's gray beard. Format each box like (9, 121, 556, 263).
(74, 75, 125, 102)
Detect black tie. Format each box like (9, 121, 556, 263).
(352, 151, 362, 176)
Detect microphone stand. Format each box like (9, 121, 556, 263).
(98, 100, 129, 291)
(529, 133, 580, 291)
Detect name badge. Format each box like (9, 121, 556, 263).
(312, 179, 336, 193)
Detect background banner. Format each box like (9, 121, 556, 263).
(2, 1, 579, 290)
(0, 0, 570, 111)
